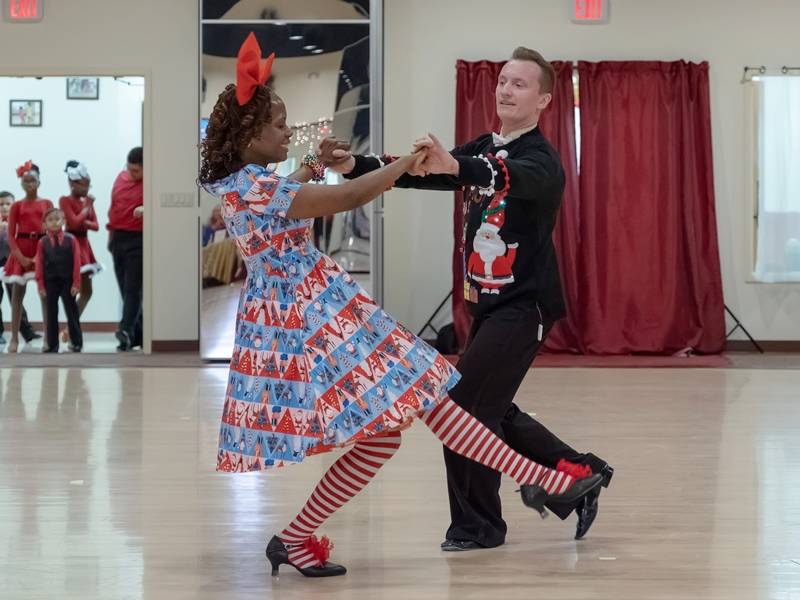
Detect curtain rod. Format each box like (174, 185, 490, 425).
(741, 65, 800, 83)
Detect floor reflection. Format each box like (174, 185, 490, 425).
(0, 366, 798, 599)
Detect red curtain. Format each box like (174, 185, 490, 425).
(537, 63, 582, 352)
(574, 61, 725, 354)
(452, 60, 576, 349)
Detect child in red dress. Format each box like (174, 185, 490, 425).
(2, 161, 53, 352)
(58, 161, 102, 342)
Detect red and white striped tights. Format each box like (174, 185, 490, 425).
(279, 398, 582, 568)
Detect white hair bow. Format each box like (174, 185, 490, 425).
(66, 162, 89, 181)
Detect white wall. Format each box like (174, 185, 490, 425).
(0, 0, 200, 346)
(383, 0, 800, 341)
(0, 76, 143, 323)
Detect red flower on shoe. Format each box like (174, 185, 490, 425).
(302, 535, 334, 565)
(556, 459, 593, 479)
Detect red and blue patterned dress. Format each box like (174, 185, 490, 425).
(202, 164, 460, 472)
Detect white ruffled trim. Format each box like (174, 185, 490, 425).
(473, 154, 497, 197)
(367, 153, 386, 168)
(470, 273, 515, 285)
(3, 271, 36, 285)
(80, 262, 104, 276)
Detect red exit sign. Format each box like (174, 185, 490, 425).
(3, 0, 44, 22)
(572, 0, 609, 23)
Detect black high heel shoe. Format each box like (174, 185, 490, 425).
(266, 535, 347, 578)
(519, 473, 603, 519)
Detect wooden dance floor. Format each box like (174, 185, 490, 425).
(1, 365, 799, 599)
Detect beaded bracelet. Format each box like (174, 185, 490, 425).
(302, 153, 327, 182)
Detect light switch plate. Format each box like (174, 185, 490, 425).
(160, 192, 195, 208)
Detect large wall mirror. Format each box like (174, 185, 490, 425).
(199, 0, 383, 360)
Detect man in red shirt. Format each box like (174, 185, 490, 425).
(107, 147, 143, 351)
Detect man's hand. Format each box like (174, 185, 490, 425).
(133, 206, 144, 219)
(39, 290, 46, 299)
(407, 148, 429, 176)
(412, 133, 459, 176)
(71, 287, 80, 296)
(317, 136, 355, 174)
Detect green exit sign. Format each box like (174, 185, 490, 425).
(3, 0, 44, 22)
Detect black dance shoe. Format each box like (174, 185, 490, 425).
(440, 539, 487, 552)
(115, 330, 132, 351)
(22, 330, 41, 343)
(519, 473, 603, 519)
(574, 464, 614, 540)
(266, 535, 347, 578)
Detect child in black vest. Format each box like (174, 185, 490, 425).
(35, 208, 83, 352)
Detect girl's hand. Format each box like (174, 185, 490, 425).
(400, 149, 428, 176)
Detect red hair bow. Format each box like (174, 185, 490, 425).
(236, 32, 275, 106)
(16, 160, 33, 178)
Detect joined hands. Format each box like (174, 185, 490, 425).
(318, 133, 455, 178)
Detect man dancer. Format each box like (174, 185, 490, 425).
(322, 47, 613, 549)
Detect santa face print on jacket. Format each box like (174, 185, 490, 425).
(467, 221, 519, 296)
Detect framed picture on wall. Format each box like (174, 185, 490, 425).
(67, 77, 99, 100)
(9, 99, 42, 127)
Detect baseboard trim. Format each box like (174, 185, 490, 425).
(2, 321, 118, 332)
(151, 340, 200, 352)
(4, 325, 794, 354)
(725, 340, 800, 352)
